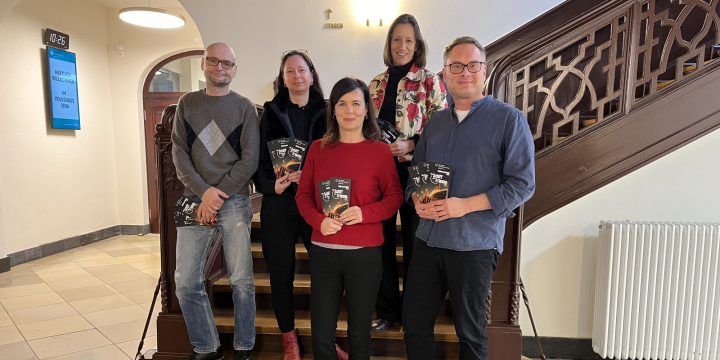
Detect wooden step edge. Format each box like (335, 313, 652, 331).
(214, 273, 403, 295)
(581, 118, 597, 127)
(214, 273, 311, 294)
(250, 353, 406, 360)
(213, 310, 460, 342)
(250, 243, 404, 261)
(657, 79, 675, 89)
(213, 274, 455, 299)
(252, 214, 403, 231)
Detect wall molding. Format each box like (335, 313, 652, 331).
(0, 257, 10, 273)
(6, 224, 151, 269)
(522, 336, 602, 360)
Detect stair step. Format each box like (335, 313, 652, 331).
(252, 213, 403, 231)
(581, 118, 597, 127)
(215, 273, 313, 293)
(213, 309, 459, 342)
(251, 243, 403, 261)
(657, 79, 675, 89)
(213, 274, 455, 302)
(215, 273, 414, 295)
(250, 356, 404, 360)
(684, 60, 713, 73)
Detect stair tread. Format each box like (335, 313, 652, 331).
(657, 79, 675, 89)
(252, 212, 402, 231)
(250, 243, 404, 261)
(214, 273, 410, 294)
(250, 355, 403, 360)
(213, 309, 460, 341)
(214, 273, 458, 302)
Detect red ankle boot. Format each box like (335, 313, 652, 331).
(281, 329, 301, 360)
(335, 343, 348, 360)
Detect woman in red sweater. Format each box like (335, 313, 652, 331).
(296, 77, 404, 360)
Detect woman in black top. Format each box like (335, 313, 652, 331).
(253, 50, 327, 360)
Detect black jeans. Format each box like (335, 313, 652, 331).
(403, 239, 498, 360)
(309, 245, 382, 360)
(260, 194, 312, 333)
(375, 160, 419, 323)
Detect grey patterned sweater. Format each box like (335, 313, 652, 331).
(171, 89, 260, 199)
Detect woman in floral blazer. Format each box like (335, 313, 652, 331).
(368, 14, 447, 332)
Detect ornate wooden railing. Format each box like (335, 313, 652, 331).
(489, 0, 720, 153)
(485, 0, 720, 226)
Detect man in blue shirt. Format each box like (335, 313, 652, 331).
(402, 36, 535, 360)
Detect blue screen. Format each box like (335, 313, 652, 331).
(47, 47, 80, 130)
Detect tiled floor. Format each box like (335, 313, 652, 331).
(0, 234, 161, 359)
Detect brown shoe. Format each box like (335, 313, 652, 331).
(335, 343, 348, 360)
(281, 329, 301, 360)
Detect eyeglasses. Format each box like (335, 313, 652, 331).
(444, 61, 485, 74)
(205, 57, 235, 70)
(282, 49, 309, 59)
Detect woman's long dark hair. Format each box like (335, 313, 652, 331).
(276, 50, 323, 98)
(322, 77, 380, 148)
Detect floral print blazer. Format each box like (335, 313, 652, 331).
(369, 64, 448, 161)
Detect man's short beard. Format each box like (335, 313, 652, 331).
(209, 78, 230, 87)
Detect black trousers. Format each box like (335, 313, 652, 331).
(309, 245, 382, 360)
(375, 160, 419, 323)
(403, 239, 498, 360)
(260, 194, 312, 333)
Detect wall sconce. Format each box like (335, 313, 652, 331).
(353, 0, 398, 26)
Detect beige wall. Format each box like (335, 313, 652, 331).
(0, 55, 6, 258)
(0, 0, 22, 25)
(520, 128, 720, 338)
(104, 6, 202, 226)
(0, 185, 5, 258)
(0, 0, 202, 256)
(179, 0, 564, 104)
(0, 0, 119, 254)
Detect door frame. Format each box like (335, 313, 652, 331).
(143, 50, 204, 233)
(142, 50, 205, 94)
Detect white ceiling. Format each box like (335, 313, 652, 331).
(89, 0, 182, 9)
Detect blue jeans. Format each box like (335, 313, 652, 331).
(175, 195, 255, 353)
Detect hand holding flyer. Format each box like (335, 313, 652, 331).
(377, 118, 403, 144)
(318, 178, 351, 220)
(173, 195, 218, 227)
(410, 162, 452, 204)
(268, 138, 290, 178)
(268, 137, 309, 178)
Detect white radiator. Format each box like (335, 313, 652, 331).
(593, 221, 720, 360)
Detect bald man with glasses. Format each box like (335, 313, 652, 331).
(171, 42, 260, 360)
(402, 36, 535, 360)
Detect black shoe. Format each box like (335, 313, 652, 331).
(234, 349, 252, 360)
(186, 348, 223, 360)
(370, 319, 393, 332)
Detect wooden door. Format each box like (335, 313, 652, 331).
(142, 50, 204, 234)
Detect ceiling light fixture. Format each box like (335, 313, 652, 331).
(118, 7, 185, 29)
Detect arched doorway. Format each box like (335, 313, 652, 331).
(143, 50, 204, 233)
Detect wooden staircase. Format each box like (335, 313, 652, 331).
(207, 220, 460, 358)
(152, 211, 467, 359)
(153, 0, 720, 359)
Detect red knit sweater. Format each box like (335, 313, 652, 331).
(296, 139, 403, 247)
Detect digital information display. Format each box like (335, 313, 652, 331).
(47, 47, 80, 130)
